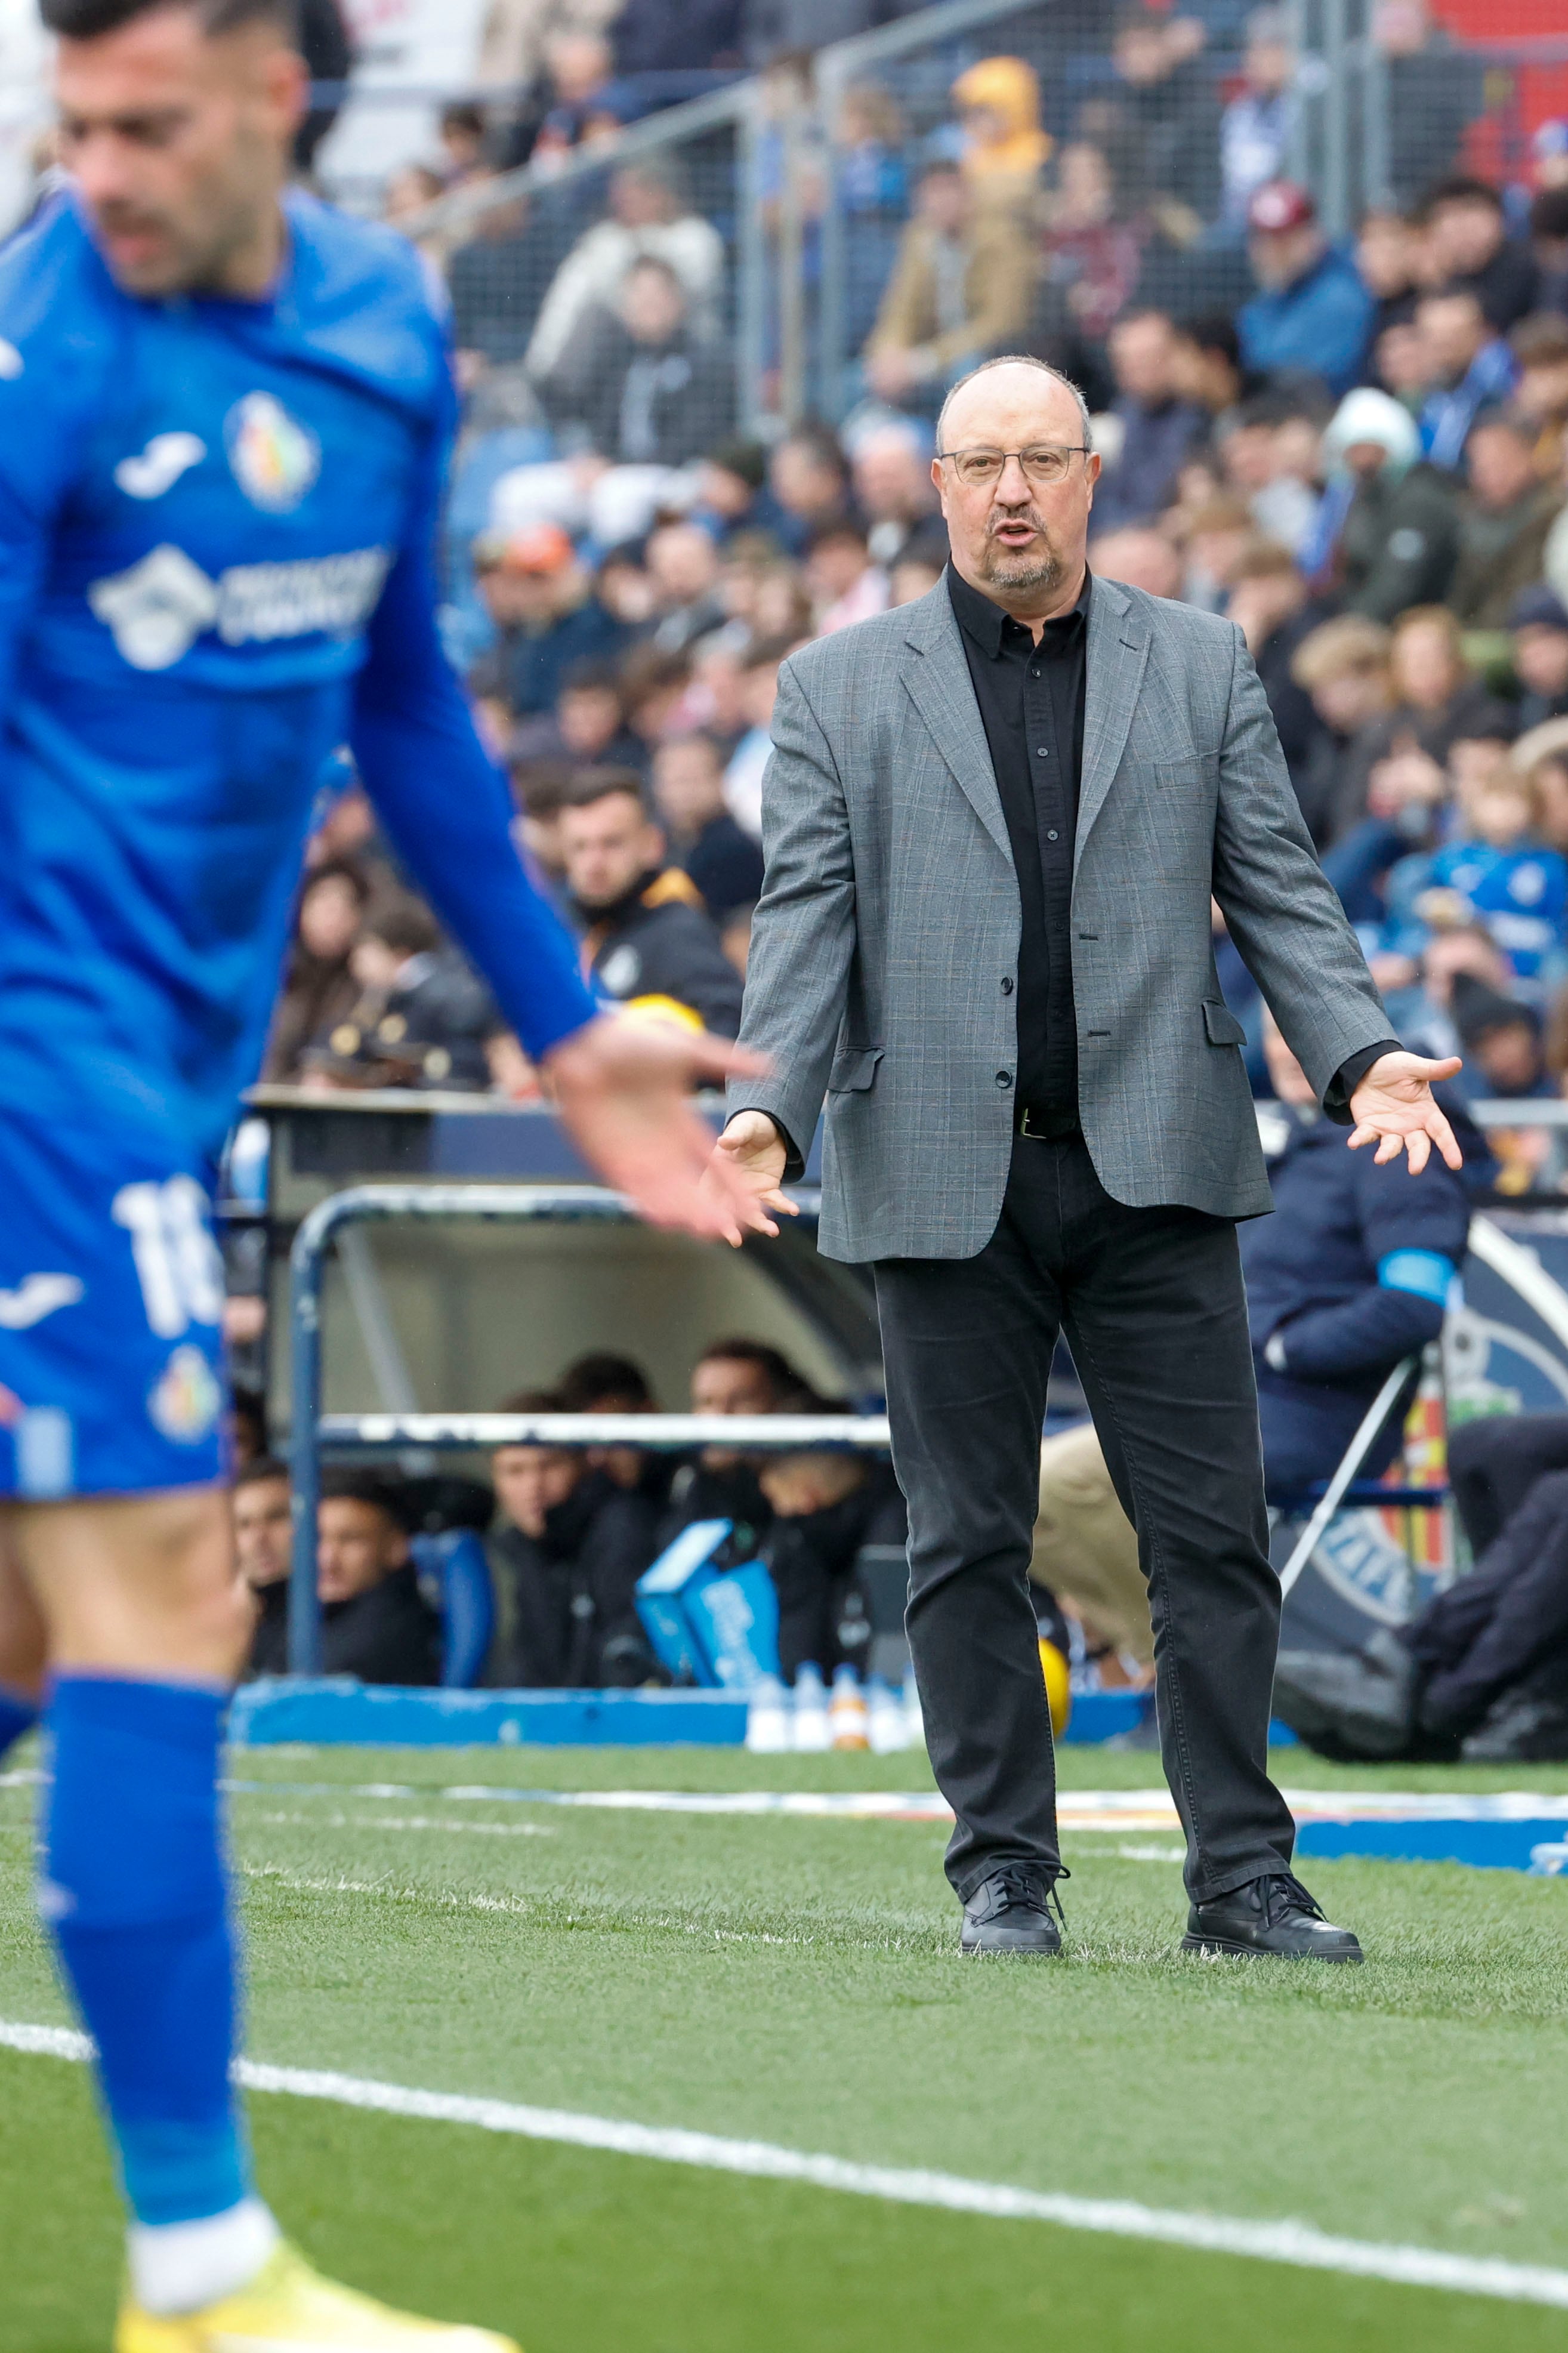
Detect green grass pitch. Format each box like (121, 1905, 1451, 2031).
(5, 1741, 1568, 2350)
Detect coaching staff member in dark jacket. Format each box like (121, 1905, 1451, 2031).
(560, 769, 745, 1038)
(249, 1473, 439, 1685)
(706, 354, 1462, 1963)
(1249, 1014, 1474, 1499)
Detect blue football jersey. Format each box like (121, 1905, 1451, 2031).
(0, 190, 592, 1165)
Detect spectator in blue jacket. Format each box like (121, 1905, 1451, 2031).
(1381, 763, 1567, 988)
(1246, 1013, 1476, 1497)
(1416, 286, 1518, 472)
(468, 524, 631, 720)
(1238, 180, 1374, 398)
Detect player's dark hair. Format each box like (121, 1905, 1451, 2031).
(558, 658, 625, 701)
(233, 1452, 289, 1491)
(556, 1352, 656, 1411)
(302, 855, 372, 908)
(319, 1467, 413, 1528)
(563, 765, 647, 814)
(506, 755, 579, 815)
(696, 1336, 801, 1401)
(1420, 173, 1505, 218)
(40, 0, 300, 38)
(805, 515, 869, 555)
(359, 892, 440, 958)
(1178, 310, 1241, 368)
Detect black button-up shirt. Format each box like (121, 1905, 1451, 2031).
(948, 562, 1089, 1117)
(947, 563, 1396, 1131)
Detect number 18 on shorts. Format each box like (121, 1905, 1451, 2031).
(0, 1112, 228, 1500)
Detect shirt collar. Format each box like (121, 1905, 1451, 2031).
(946, 562, 1092, 659)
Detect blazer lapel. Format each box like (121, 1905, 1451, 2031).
(901, 587, 1013, 865)
(1075, 579, 1150, 874)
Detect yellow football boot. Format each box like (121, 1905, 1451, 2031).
(116, 2241, 519, 2352)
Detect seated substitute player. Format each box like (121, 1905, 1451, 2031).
(0, 0, 763, 2342)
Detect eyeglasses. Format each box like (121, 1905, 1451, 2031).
(937, 444, 1091, 488)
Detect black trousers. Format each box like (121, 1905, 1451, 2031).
(1447, 1413, 1568, 1560)
(1406, 1466, 1568, 1737)
(873, 1132, 1297, 1905)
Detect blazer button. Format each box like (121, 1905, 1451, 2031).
(1000, 976, 1014, 995)
(995, 1070, 1013, 1089)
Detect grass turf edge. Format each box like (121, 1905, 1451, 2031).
(4, 2047, 1568, 2353)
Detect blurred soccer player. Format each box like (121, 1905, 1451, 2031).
(0, 0, 760, 2338)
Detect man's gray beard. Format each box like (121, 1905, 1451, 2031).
(977, 536, 1063, 593)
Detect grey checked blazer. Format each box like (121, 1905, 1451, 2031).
(729, 576, 1392, 1263)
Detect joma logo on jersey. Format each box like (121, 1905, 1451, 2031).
(226, 388, 320, 513)
(115, 431, 207, 500)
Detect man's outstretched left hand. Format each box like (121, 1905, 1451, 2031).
(1347, 1050, 1464, 1174)
(544, 1014, 768, 1238)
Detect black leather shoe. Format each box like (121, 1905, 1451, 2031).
(959, 1865, 1066, 1957)
(1182, 1871, 1362, 1963)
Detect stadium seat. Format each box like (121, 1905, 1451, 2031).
(410, 1529, 496, 1688)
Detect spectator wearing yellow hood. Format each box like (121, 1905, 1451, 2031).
(951, 55, 1052, 218)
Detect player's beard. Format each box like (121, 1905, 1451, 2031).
(975, 503, 1066, 596)
(90, 125, 280, 297)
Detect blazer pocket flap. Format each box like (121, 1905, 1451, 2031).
(1202, 1000, 1247, 1047)
(828, 1046, 884, 1093)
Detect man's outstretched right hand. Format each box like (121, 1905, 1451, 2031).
(700, 1109, 800, 1248)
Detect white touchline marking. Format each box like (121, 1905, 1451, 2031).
(235, 1863, 865, 1951)
(219, 1779, 1568, 1830)
(240, 1863, 534, 1917)
(2, 2017, 1566, 2311)
(245, 1812, 554, 1839)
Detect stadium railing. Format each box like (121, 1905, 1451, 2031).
(387, 0, 1534, 446)
(0, 4, 1542, 423)
(402, 76, 760, 436)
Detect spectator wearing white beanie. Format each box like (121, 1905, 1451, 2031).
(1310, 384, 1461, 621)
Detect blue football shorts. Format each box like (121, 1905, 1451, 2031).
(0, 1107, 227, 1500)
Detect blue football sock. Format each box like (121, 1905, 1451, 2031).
(43, 1675, 250, 2226)
(0, 1681, 39, 1761)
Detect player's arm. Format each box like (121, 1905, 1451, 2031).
(347, 448, 763, 1235)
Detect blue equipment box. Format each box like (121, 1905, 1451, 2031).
(636, 1518, 780, 1689)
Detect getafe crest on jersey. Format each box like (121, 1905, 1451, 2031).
(226, 388, 320, 512)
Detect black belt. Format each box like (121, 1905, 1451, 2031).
(1016, 1102, 1080, 1141)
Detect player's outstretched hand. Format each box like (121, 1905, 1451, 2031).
(700, 1109, 801, 1248)
(544, 1014, 770, 1238)
(1347, 1050, 1464, 1174)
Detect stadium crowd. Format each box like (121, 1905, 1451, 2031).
(235, 5, 1568, 1196)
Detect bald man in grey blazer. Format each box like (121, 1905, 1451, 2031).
(706, 356, 1460, 1963)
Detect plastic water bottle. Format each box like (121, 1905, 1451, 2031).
(829, 1664, 870, 1750)
(745, 1673, 790, 1753)
(867, 1674, 906, 1754)
(901, 1665, 925, 1755)
(792, 1661, 831, 1751)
